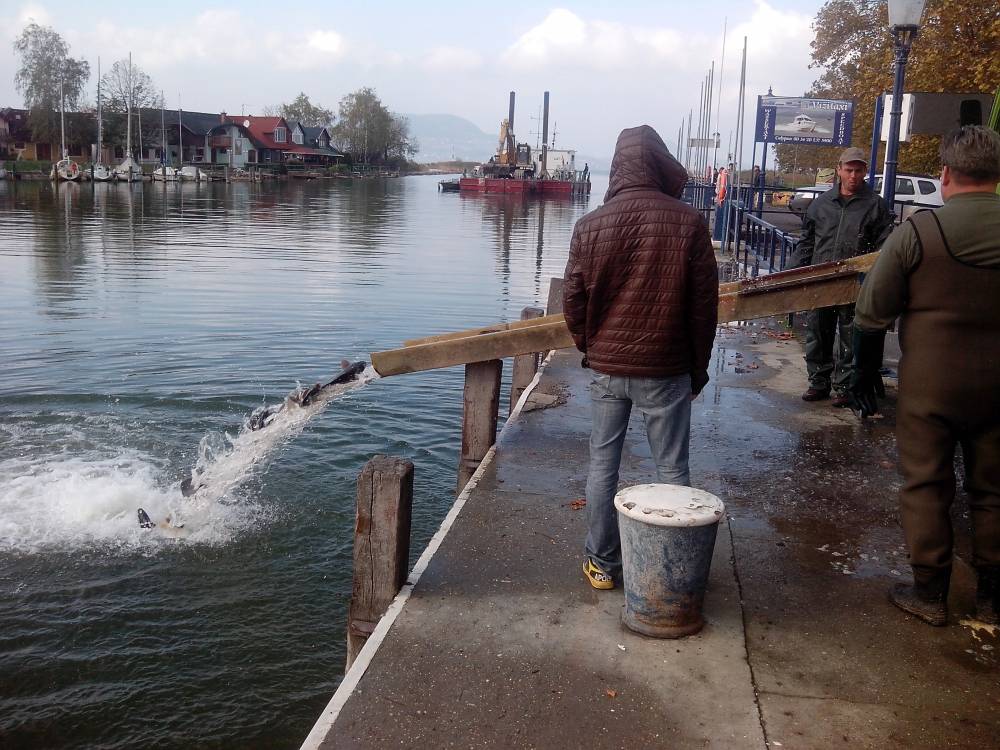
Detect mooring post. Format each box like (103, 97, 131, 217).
(346, 455, 413, 672)
(546, 277, 564, 315)
(510, 306, 545, 415)
(456, 359, 502, 493)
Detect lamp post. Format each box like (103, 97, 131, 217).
(882, 0, 926, 209)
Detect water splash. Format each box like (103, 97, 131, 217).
(179, 365, 379, 509)
(0, 366, 379, 554)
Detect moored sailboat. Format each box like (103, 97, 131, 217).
(151, 93, 179, 182)
(52, 81, 81, 182)
(113, 53, 143, 182)
(92, 57, 113, 182)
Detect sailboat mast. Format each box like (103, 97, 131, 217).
(178, 94, 183, 168)
(97, 57, 102, 163)
(125, 52, 133, 164)
(59, 79, 66, 159)
(161, 90, 166, 172)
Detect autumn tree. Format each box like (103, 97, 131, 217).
(332, 88, 417, 165)
(13, 23, 90, 146)
(775, 0, 1000, 176)
(275, 92, 335, 128)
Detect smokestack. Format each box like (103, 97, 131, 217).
(541, 91, 550, 177)
(508, 91, 515, 132)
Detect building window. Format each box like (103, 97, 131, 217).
(274, 127, 286, 143)
(293, 129, 303, 145)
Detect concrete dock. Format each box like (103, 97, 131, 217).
(304, 320, 999, 749)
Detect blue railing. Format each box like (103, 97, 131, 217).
(718, 186, 801, 278)
(681, 182, 715, 220)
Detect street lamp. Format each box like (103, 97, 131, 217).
(882, 0, 926, 209)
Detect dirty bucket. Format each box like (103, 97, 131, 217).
(615, 484, 725, 638)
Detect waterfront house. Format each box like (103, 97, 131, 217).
(225, 115, 292, 165)
(288, 122, 344, 166)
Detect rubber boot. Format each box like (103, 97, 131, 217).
(975, 567, 1000, 625)
(889, 570, 949, 627)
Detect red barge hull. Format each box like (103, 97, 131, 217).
(458, 177, 589, 196)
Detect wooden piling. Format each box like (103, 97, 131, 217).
(346, 455, 413, 672)
(457, 359, 503, 493)
(546, 277, 565, 315)
(510, 306, 545, 415)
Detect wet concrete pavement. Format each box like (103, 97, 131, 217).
(307, 322, 999, 749)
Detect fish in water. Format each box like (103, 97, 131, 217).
(245, 360, 368, 432)
(137, 507, 188, 538)
(178, 359, 369, 498)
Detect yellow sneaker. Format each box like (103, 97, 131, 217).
(583, 558, 615, 590)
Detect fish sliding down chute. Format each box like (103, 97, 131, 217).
(138, 360, 374, 531)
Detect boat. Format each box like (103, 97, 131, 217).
(179, 165, 207, 181)
(52, 81, 81, 182)
(151, 92, 180, 182)
(457, 91, 590, 197)
(114, 53, 143, 182)
(791, 114, 817, 133)
(92, 57, 113, 182)
(438, 177, 461, 192)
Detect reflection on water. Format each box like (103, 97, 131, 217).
(0, 175, 599, 749)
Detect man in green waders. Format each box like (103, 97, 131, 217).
(851, 126, 1000, 626)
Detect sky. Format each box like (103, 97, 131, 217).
(0, 0, 831, 163)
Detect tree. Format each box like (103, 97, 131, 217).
(776, 0, 1000, 176)
(277, 92, 335, 128)
(331, 87, 416, 165)
(13, 23, 90, 146)
(98, 58, 159, 152)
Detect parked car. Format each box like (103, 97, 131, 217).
(788, 173, 943, 218)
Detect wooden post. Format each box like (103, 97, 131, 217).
(457, 359, 502, 494)
(510, 306, 544, 415)
(546, 277, 565, 315)
(346, 455, 413, 672)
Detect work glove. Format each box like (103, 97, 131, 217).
(691, 370, 709, 397)
(848, 326, 886, 417)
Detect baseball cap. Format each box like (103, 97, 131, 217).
(839, 147, 868, 165)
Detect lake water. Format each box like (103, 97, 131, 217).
(0, 174, 600, 749)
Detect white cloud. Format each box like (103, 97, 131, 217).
(422, 46, 483, 72)
(501, 8, 689, 71)
(67, 10, 348, 73)
(17, 2, 52, 29)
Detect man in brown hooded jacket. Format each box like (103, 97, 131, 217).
(564, 125, 719, 589)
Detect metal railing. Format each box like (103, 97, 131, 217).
(717, 186, 802, 278)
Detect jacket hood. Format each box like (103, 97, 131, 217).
(605, 125, 688, 201)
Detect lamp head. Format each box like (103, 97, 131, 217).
(888, 0, 926, 29)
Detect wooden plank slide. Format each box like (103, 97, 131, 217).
(371, 252, 879, 377)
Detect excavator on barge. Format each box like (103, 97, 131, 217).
(457, 91, 590, 196)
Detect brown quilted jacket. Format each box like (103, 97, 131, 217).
(563, 125, 718, 379)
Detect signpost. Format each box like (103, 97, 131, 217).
(754, 96, 855, 147)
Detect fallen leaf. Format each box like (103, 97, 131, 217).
(569, 499, 586, 510)
(605, 688, 617, 698)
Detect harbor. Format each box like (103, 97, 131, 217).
(3, 0, 999, 747)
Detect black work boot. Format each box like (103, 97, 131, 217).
(889, 572, 949, 627)
(975, 568, 1000, 625)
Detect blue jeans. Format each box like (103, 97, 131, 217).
(585, 372, 692, 578)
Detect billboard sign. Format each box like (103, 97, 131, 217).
(755, 96, 854, 146)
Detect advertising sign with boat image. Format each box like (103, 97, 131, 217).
(754, 95, 854, 146)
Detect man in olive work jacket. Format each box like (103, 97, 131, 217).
(851, 126, 1000, 627)
(791, 147, 894, 406)
(563, 125, 719, 589)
